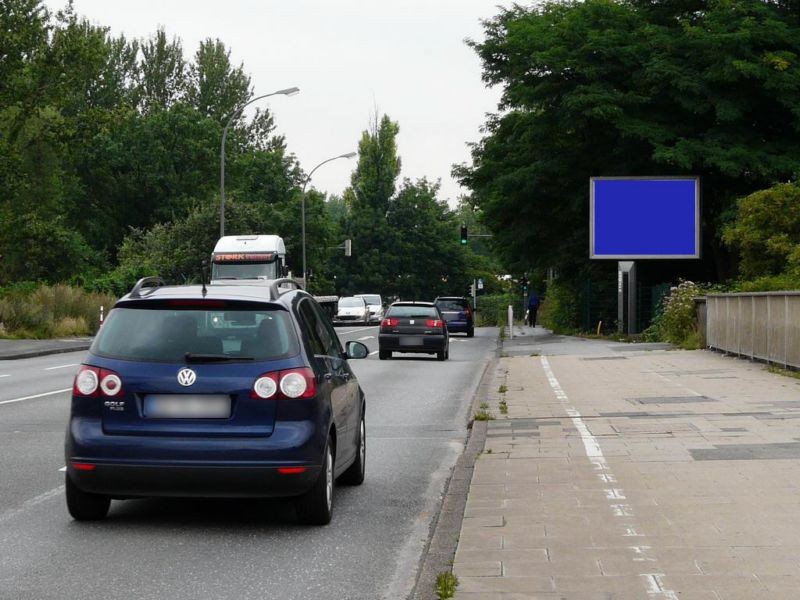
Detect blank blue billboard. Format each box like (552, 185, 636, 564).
(590, 177, 700, 259)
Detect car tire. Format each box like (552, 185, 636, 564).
(467, 327, 474, 338)
(296, 435, 334, 525)
(66, 474, 110, 521)
(339, 411, 365, 485)
(379, 349, 390, 360)
(437, 349, 446, 361)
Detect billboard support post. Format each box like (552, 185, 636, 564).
(617, 261, 637, 334)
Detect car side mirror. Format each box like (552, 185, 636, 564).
(345, 341, 369, 359)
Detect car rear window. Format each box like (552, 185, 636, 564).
(387, 305, 438, 318)
(91, 305, 300, 362)
(436, 300, 468, 311)
(358, 295, 381, 306)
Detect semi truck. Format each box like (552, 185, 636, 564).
(210, 235, 338, 318)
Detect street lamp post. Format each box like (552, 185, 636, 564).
(301, 152, 357, 284)
(219, 86, 299, 238)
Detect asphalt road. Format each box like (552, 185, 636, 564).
(0, 325, 497, 600)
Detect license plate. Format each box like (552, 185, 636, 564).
(144, 394, 231, 419)
(400, 336, 423, 346)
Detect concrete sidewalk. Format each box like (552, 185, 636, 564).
(0, 337, 92, 359)
(453, 326, 800, 599)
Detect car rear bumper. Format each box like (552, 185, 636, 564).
(444, 320, 472, 332)
(333, 316, 366, 324)
(66, 416, 325, 498)
(378, 333, 447, 353)
(67, 462, 320, 498)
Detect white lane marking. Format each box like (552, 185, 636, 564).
(0, 485, 64, 525)
(338, 326, 374, 335)
(540, 356, 678, 600)
(0, 374, 10, 379)
(58, 467, 66, 472)
(44, 363, 78, 371)
(357, 336, 374, 341)
(368, 351, 379, 356)
(0, 388, 72, 407)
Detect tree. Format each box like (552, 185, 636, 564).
(387, 178, 469, 299)
(457, 0, 800, 284)
(339, 114, 401, 294)
(723, 183, 800, 279)
(188, 38, 251, 122)
(138, 28, 187, 113)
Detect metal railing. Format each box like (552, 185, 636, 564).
(705, 292, 800, 368)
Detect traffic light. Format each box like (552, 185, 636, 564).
(520, 276, 529, 294)
(460, 224, 468, 245)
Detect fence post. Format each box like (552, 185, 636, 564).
(508, 305, 514, 340)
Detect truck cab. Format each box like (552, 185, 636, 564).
(211, 235, 287, 283)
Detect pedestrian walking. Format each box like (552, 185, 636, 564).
(527, 291, 540, 327)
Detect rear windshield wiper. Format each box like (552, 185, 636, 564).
(184, 353, 254, 363)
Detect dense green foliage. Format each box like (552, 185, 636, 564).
(538, 279, 580, 335)
(723, 183, 800, 279)
(456, 0, 800, 320)
(0, 1, 479, 322)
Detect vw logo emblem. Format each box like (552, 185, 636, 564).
(177, 368, 196, 387)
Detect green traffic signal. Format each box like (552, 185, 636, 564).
(460, 224, 468, 244)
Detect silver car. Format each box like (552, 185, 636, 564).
(334, 296, 370, 325)
(355, 294, 384, 324)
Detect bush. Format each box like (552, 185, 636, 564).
(0, 284, 116, 339)
(539, 279, 578, 334)
(642, 280, 706, 348)
(474, 293, 518, 326)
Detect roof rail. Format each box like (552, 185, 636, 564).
(269, 278, 303, 299)
(129, 276, 166, 299)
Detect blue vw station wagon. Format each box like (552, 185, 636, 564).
(65, 277, 368, 525)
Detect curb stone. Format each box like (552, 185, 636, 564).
(410, 348, 499, 599)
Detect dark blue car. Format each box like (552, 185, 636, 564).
(434, 296, 474, 337)
(65, 277, 368, 525)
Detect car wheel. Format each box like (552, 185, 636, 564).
(296, 435, 334, 525)
(339, 411, 365, 485)
(437, 349, 446, 361)
(379, 349, 390, 360)
(467, 327, 474, 338)
(66, 474, 110, 521)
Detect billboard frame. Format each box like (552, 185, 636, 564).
(589, 176, 701, 260)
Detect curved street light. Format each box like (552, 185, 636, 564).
(219, 86, 300, 237)
(301, 152, 357, 284)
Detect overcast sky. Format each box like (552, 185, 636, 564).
(45, 0, 506, 205)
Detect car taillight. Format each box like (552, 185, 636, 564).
(251, 368, 316, 400)
(73, 366, 124, 397)
(381, 318, 399, 330)
(426, 319, 444, 328)
(464, 307, 472, 317)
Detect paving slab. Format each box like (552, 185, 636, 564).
(452, 327, 800, 599)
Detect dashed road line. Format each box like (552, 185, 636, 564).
(357, 336, 374, 341)
(44, 363, 78, 371)
(0, 388, 72, 407)
(0, 374, 10, 379)
(540, 356, 678, 599)
(0, 485, 64, 526)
